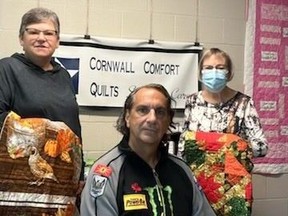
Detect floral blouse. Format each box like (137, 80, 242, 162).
(179, 91, 268, 157)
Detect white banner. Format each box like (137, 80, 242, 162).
(54, 35, 202, 108)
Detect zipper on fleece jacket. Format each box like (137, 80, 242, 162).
(152, 169, 169, 216)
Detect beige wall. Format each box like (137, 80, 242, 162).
(0, 0, 287, 215)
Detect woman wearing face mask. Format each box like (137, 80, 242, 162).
(177, 48, 268, 215)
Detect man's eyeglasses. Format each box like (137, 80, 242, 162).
(25, 28, 58, 38)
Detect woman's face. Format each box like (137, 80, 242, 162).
(202, 54, 227, 71)
(200, 54, 229, 93)
(19, 19, 59, 62)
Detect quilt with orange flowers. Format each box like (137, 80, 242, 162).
(182, 131, 253, 216)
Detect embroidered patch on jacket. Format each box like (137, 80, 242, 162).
(131, 182, 142, 192)
(94, 164, 112, 177)
(90, 174, 107, 198)
(123, 194, 148, 211)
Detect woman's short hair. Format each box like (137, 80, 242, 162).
(19, 7, 60, 38)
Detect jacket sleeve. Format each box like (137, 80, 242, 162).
(80, 161, 120, 216)
(190, 175, 216, 216)
(0, 59, 13, 130)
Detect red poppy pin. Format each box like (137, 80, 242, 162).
(131, 182, 142, 193)
(94, 164, 112, 177)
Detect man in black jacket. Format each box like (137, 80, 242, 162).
(81, 83, 215, 216)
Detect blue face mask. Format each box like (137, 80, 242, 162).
(201, 69, 228, 93)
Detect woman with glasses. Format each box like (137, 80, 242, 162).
(0, 7, 83, 215)
(178, 48, 268, 215)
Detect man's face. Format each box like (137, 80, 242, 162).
(125, 88, 171, 148)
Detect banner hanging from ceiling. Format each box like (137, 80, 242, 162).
(54, 35, 202, 109)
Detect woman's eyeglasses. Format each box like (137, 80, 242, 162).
(202, 64, 227, 70)
(25, 28, 58, 39)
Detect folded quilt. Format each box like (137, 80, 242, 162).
(0, 111, 82, 216)
(182, 131, 253, 216)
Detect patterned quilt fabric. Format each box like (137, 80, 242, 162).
(0, 111, 82, 216)
(182, 131, 254, 216)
